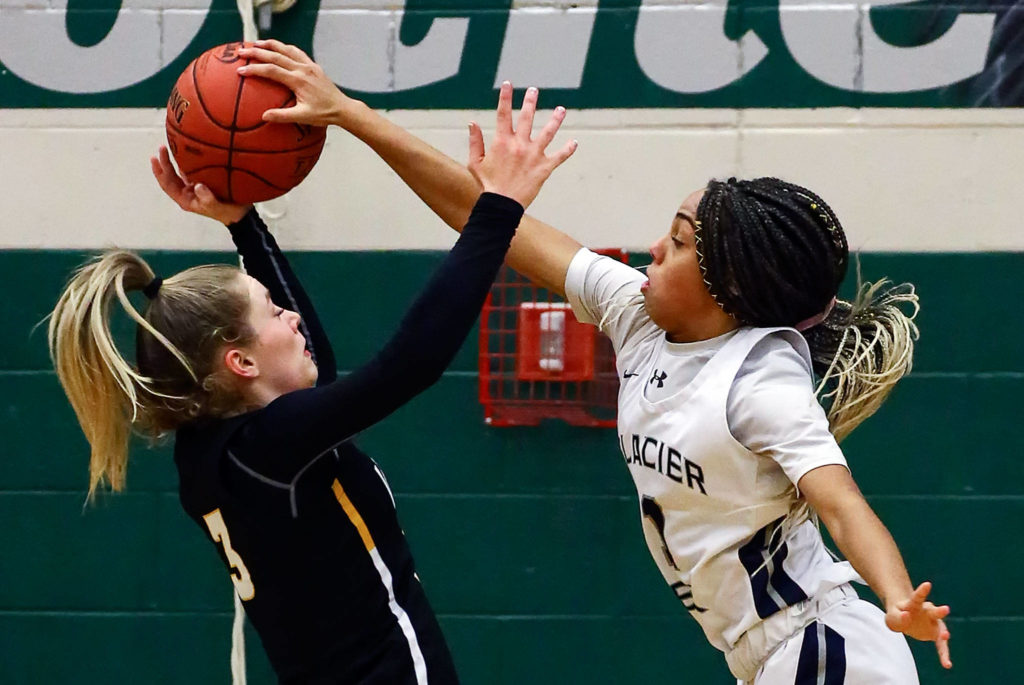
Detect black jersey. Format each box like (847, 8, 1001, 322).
(173, 194, 523, 684)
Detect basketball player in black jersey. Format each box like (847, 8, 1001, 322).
(47, 90, 576, 683)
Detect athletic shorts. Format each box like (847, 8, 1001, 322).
(727, 584, 919, 684)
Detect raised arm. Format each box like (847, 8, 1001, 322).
(225, 209, 337, 384)
(249, 193, 521, 477)
(236, 40, 583, 296)
(231, 82, 576, 480)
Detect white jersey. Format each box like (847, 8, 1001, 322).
(564, 249, 861, 653)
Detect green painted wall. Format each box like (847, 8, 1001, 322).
(1, 250, 1021, 683)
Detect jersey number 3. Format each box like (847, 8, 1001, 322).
(203, 509, 255, 601)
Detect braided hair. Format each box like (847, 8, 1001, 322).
(695, 177, 919, 441)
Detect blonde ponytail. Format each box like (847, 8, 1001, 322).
(48, 251, 253, 499)
(807, 278, 920, 442)
(49, 251, 181, 497)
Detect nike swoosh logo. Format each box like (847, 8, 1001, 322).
(623, 371, 640, 379)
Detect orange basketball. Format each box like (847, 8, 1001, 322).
(165, 42, 326, 204)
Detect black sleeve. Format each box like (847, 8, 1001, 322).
(227, 209, 338, 384)
(231, 192, 523, 482)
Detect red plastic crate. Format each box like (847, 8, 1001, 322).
(478, 249, 628, 427)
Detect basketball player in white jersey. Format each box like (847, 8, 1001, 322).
(237, 40, 951, 684)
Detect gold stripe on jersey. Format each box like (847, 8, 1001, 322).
(332, 479, 376, 552)
(331, 479, 430, 682)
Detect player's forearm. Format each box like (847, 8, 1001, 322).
(334, 100, 480, 233)
(820, 496, 915, 611)
(333, 99, 582, 295)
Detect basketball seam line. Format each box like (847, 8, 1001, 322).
(175, 165, 289, 191)
(188, 51, 295, 133)
(165, 119, 326, 155)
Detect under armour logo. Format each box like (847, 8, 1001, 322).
(649, 370, 667, 388)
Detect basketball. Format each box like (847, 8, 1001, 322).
(165, 42, 326, 204)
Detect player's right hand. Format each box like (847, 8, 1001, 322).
(236, 41, 357, 129)
(151, 146, 250, 225)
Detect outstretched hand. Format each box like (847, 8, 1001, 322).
(236, 40, 354, 128)
(468, 82, 577, 209)
(150, 146, 250, 225)
(886, 581, 952, 669)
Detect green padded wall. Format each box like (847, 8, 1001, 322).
(1, 250, 1020, 683)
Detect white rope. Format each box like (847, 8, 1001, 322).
(230, 590, 248, 685)
(236, 0, 259, 42)
(238, 0, 299, 42)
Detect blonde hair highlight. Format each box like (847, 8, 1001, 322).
(810, 278, 920, 442)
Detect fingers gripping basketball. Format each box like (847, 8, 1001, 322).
(165, 42, 326, 204)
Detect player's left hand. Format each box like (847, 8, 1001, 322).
(885, 581, 952, 669)
(151, 146, 250, 225)
(467, 82, 577, 209)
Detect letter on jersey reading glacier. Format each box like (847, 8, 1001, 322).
(620, 433, 707, 495)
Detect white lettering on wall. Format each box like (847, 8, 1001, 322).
(635, 2, 768, 93)
(0, 0, 210, 94)
(494, 5, 597, 88)
(779, 0, 996, 93)
(0, 1, 1004, 98)
(861, 0, 995, 93)
(314, 3, 469, 93)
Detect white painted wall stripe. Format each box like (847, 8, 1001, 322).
(2, 108, 1023, 252)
